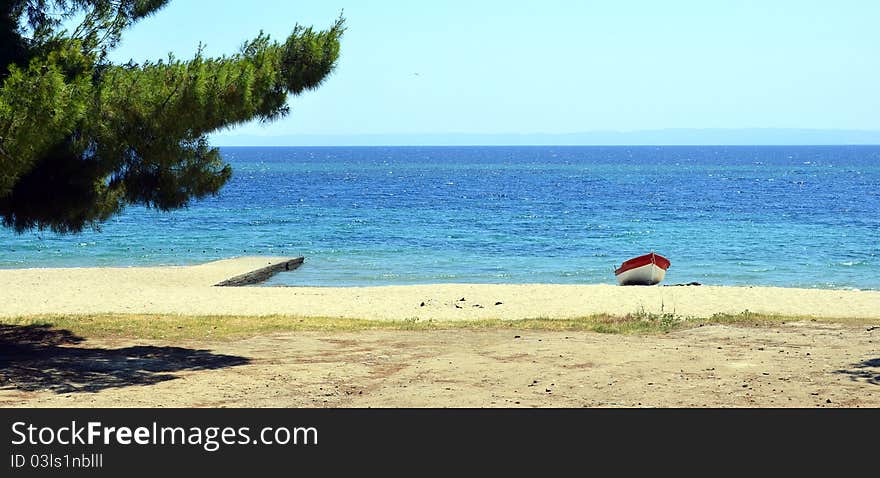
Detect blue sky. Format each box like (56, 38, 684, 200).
(106, 1, 880, 144)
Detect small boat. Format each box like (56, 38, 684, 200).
(615, 252, 671, 286)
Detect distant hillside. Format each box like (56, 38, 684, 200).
(210, 129, 880, 146)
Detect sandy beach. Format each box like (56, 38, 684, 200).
(4, 322, 879, 408)
(2, 257, 879, 408)
(1, 257, 878, 320)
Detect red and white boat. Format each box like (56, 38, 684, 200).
(615, 252, 671, 286)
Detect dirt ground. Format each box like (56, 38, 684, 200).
(1, 321, 878, 408)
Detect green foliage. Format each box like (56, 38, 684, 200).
(0, 1, 344, 232)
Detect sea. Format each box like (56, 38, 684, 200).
(1, 146, 878, 289)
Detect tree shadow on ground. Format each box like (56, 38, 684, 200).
(833, 358, 880, 386)
(0, 324, 249, 393)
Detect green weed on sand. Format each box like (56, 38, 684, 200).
(1, 310, 874, 341)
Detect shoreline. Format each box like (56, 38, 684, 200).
(2, 260, 876, 292)
(3, 258, 876, 292)
(264, 282, 875, 292)
(2, 257, 878, 320)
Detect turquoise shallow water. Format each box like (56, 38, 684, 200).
(1, 146, 878, 289)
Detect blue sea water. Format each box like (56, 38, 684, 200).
(1, 146, 878, 289)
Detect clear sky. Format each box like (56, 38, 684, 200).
(106, 0, 880, 144)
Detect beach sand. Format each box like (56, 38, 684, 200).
(4, 323, 879, 407)
(0, 257, 878, 319)
(2, 257, 879, 407)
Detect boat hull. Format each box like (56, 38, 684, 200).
(614, 252, 671, 286)
(615, 263, 667, 286)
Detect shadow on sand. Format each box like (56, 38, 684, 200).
(0, 324, 249, 394)
(833, 358, 880, 386)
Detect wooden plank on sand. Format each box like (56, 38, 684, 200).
(214, 257, 304, 287)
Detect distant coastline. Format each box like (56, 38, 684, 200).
(210, 128, 880, 147)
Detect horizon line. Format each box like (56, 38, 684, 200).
(215, 143, 880, 147)
(210, 128, 880, 147)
